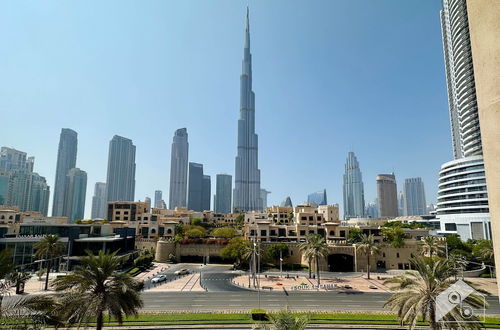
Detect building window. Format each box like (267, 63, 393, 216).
(340, 230, 345, 237)
(260, 230, 267, 236)
(124, 217, 128, 220)
(270, 230, 276, 236)
(396, 252, 400, 258)
(329, 230, 335, 236)
(382, 252, 386, 258)
(309, 216, 313, 221)
(445, 223, 457, 231)
(301, 216, 306, 220)
(299, 230, 306, 236)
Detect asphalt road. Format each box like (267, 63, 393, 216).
(141, 291, 500, 314)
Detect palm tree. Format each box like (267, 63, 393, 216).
(298, 241, 313, 279)
(34, 234, 65, 290)
(384, 256, 487, 330)
(421, 236, 444, 258)
(254, 307, 309, 330)
(52, 250, 143, 330)
(382, 226, 406, 248)
(478, 240, 494, 263)
(300, 234, 329, 285)
(357, 234, 380, 279)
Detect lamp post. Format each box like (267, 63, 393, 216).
(279, 249, 283, 276)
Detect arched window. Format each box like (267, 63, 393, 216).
(167, 228, 172, 234)
(329, 230, 335, 236)
(151, 228, 156, 234)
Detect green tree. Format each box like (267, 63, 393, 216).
(34, 234, 65, 290)
(382, 226, 406, 248)
(265, 243, 289, 266)
(299, 234, 329, 285)
(52, 250, 143, 330)
(421, 236, 445, 258)
(347, 228, 362, 244)
(185, 227, 206, 238)
(384, 256, 487, 329)
(234, 214, 245, 229)
(6, 271, 31, 294)
(211, 227, 237, 238)
(220, 237, 252, 268)
(356, 234, 380, 279)
(472, 239, 494, 264)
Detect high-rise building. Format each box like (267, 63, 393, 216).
(436, 0, 490, 240)
(403, 178, 427, 216)
(398, 191, 404, 216)
(214, 174, 232, 214)
(145, 197, 151, 210)
(233, 9, 262, 212)
(343, 152, 365, 219)
(64, 168, 87, 222)
(441, 0, 482, 159)
(260, 189, 271, 210)
(0, 147, 33, 172)
(154, 190, 162, 208)
(187, 162, 204, 212)
(202, 175, 211, 211)
(365, 201, 378, 219)
(0, 148, 50, 215)
(376, 173, 398, 218)
(169, 128, 189, 209)
(52, 129, 78, 217)
(308, 189, 327, 206)
(281, 196, 293, 208)
(91, 182, 107, 219)
(106, 135, 136, 202)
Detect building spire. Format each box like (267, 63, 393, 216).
(244, 7, 250, 49)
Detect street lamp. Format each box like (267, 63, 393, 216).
(279, 249, 283, 276)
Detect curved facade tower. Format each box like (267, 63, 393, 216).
(343, 152, 365, 219)
(233, 8, 261, 212)
(441, 0, 481, 158)
(52, 128, 77, 217)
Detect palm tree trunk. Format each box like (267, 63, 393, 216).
(308, 258, 312, 279)
(96, 310, 104, 330)
(367, 254, 371, 279)
(316, 256, 320, 286)
(429, 301, 437, 330)
(44, 259, 51, 291)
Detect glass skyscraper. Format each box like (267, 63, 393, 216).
(343, 152, 365, 219)
(106, 135, 136, 202)
(91, 182, 107, 219)
(64, 168, 87, 222)
(215, 174, 232, 214)
(188, 162, 204, 212)
(52, 128, 78, 217)
(233, 9, 262, 212)
(403, 177, 427, 216)
(307, 189, 327, 206)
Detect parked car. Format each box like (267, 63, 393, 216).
(151, 274, 167, 283)
(174, 268, 189, 275)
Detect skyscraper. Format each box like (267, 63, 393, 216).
(281, 197, 293, 208)
(154, 190, 162, 208)
(436, 0, 490, 240)
(106, 135, 136, 202)
(52, 129, 78, 217)
(308, 189, 327, 206)
(403, 178, 427, 216)
(187, 162, 204, 212)
(169, 128, 189, 209)
(145, 197, 151, 210)
(441, 0, 481, 158)
(202, 175, 211, 212)
(398, 191, 404, 216)
(0, 147, 50, 215)
(91, 182, 107, 219)
(376, 173, 398, 218)
(233, 8, 262, 212)
(214, 174, 232, 214)
(343, 152, 365, 219)
(64, 168, 87, 222)
(260, 189, 271, 210)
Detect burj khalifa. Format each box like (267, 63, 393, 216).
(233, 8, 262, 212)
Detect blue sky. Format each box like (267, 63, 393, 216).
(0, 0, 451, 218)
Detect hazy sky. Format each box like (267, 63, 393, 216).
(0, 1, 451, 218)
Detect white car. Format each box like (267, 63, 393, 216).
(151, 274, 167, 283)
(174, 268, 189, 275)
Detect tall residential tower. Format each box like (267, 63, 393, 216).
(342, 152, 365, 219)
(233, 8, 262, 212)
(403, 178, 427, 216)
(214, 174, 232, 214)
(106, 135, 136, 202)
(52, 128, 77, 217)
(169, 128, 189, 209)
(376, 173, 398, 218)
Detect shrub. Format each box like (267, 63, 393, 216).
(250, 308, 267, 321)
(480, 273, 494, 278)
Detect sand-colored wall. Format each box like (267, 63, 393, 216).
(466, 0, 500, 301)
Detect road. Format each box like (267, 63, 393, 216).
(141, 291, 500, 314)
